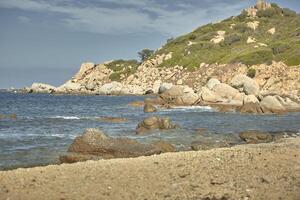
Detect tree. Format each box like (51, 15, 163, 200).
(138, 49, 154, 62)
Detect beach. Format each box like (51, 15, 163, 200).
(1, 137, 299, 200)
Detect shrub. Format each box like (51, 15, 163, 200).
(138, 49, 154, 62)
(237, 10, 248, 21)
(189, 34, 197, 40)
(257, 7, 282, 18)
(109, 72, 122, 81)
(247, 68, 256, 78)
(234, 23, 253, 33)
(271, 3, 280, 8)
(223, 34, 242, 46)
(282, 8, 297, 17)
(271, 43, 291, 55)
(232, 49, 273, 66)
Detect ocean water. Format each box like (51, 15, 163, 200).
(0, 91, 300, 170)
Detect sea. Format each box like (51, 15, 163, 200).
(0, 91, 299, 170)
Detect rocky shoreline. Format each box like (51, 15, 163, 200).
(1, 137, 299, 199)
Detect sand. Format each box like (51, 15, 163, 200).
(1, 138, 300, 200)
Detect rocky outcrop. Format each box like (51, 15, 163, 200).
(239, 131, 277, 144)
(136, 117, 179, 134)
(29, 83, 56, 93)
(206, 78, 220, 90)
(230, 74, 260, 96)
(260, 95, 300, 113)
(60, 128, 173, 163)
(212, 83, 240, 100)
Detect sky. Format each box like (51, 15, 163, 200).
(0, 0, 299, 88)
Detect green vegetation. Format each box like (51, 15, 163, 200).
(152, 4, 300, 69)
(105, 59, 139, 81)
(138, 49, 154, 62)
(247, 68, 256, 78)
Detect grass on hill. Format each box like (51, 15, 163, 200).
(105, 60, 139, 81)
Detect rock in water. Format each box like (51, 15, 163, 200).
(60, 129, 165, 163)
(212, 83, 240, 99)
(144, 103, 157, 113)
(260, 96, 286, 113)
(136, 117, 178, 134)
(238, 102, 263, 114)
(239, 131, 273, 144)
(30, 83, 56, 93)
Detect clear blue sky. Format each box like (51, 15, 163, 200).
(0, 0, 299, 88)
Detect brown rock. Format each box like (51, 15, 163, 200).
(238, 103, 263, 114)
(136, 117, 179, 134)
(144, 103, 157, 113)
(151, 141, 176, 153)
(63, 129, 163, 162)
(96, 117, 127, 123)
(239, 131, 273, 144)
(128, 101, 144, 107)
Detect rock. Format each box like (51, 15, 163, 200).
(128, 101, 144, 107)
(181, 92, 199, 105)
(96, 117, 127, 123)
(247, 21, 259, 30)
(30, 83, 56, 93)
(201, 87, 221, 103)
(176, 79, 183, 85)
(238, 102, 263, 114)
(152, 80, 162, 94)
(191, 140, 231, 151)
(247, 37, 256, 44)
(268, 27, 276, 35)
(162, 85, 184, 97)
(206, 78, 220, 90)
(260, 96, 286, 113)
(74, 63, 95, 80)
(243, 95, 259, 104)
(158, 83, 173, 94)
(57, 81, 83, 93)
(151, 141, 176, 152)
(97, 82, 122, 95)
(239, 131, 273, 144)
(61, 128, 164, 163)
(230, 74, 260, 96)
(144, 103, 157, 113)
(0, 113, 17, 120)
(210, 31, 226, 44)
(145, 89, 154, 95)
(136, 117, 178, 134)
(212, 83, 240, 99)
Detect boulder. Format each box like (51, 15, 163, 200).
(152, 80, 162, 94)
(57, 81, 82, 93)
(230, 74, 260, 96)
(74, 62, 95, 80)
(151, 141, 176, 152)
(260, 96, 286, 113)
(162, 85, 184, 97)
(145, 89, 154, 95)
(144, 103, 157, 113)
(97, 82, 122, 95)
(60, 128, 164, 163)
(181, 92, 199, 105)
(136, 117, 178, 134)
(212, 83, 240, 99)
(200, 87, 221, 103)
(206, 78, 220, 90)
(238, 102, 263, 114)
(158, 83, 173, 94)
(239, 131, 273, 144)
(30, 83, 56, 93)
(243, 95, 259, 104)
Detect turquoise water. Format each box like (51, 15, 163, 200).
(0, 92, 299, 170)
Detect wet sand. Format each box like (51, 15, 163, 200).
(0, 138, 300, 200)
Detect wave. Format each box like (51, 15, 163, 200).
(160, 106, 214, 112)
(50, 116, 81, 120)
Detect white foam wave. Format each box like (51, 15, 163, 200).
(161, 106, 214, 112)
(50, 116, 80, 120)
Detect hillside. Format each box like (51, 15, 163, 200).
(27, 1, 300, 96)
(155, 3, 300, 69)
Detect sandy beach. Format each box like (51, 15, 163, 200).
(0, 138, 299, 200)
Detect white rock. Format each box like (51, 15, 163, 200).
(206, 78, 221, 90)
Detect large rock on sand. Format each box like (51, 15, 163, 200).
(30, 83, 56, 93)
(230, 74, 260, 96)
(136, 116, 179, 134)
(60, 129, 166, 163)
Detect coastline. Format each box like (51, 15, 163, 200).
(1, 137, 299, 200)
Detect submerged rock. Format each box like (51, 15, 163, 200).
(144, 103, 157, 113)
(136, 116, 179, 134)
(0, 113, 17, 120)
(60, 129, 167, 163)
(29, 83, 56, 93)
(96, 117, 127, 123)
(239, 131, 273, 144)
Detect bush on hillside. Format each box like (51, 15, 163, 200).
(232, 49, 273, 66)
(237, 10, 248, 21)
(271, 3, 280, 8)
(138, 49, 154, 62)
(257, 7, 282, 18)
(223, 34, 242, 46)
(271, 42, 291, 55)
(247, 68, 256, 78)
(282, 8, 297, 17)
(109, 72, 122, 81)
(189, 34, 197, 40)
